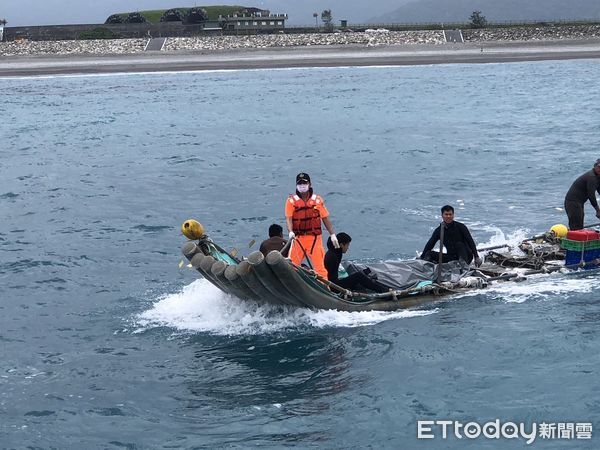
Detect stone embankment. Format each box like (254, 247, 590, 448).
(0, 31, 443, 56)
(463, 24, 600, 41)
(1, 26, 600, 57)
(0, 38, 147, 56)
(165, 30, 443, 51)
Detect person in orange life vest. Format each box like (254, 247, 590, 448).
(285, 172, 338, 278)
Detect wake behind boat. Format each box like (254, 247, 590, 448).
(180, 220, 600, 312)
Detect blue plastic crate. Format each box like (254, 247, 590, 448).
(565, 249, 600, 269)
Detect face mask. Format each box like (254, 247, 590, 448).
(297, 184, 309, 193)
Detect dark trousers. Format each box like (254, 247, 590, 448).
(564, 199, 584, 230)
(423, 242, 473, 265)
(337, 270, 388, 293)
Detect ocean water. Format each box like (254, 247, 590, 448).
(2, 60, 600, 448)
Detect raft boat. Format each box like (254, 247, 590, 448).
(180, 220, 600, 312)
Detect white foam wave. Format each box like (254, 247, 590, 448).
(475, 225, 531, 251)
(480, 272, 596, 303)
(470, 226, 598, 302)
(135, 279, 436, 336)
(10, 64, 399, 82)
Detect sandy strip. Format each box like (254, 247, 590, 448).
(2, 39, 600, 77)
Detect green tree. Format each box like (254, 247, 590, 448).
(105, 14, 123, 24)
(125, 12, 147, 24)
(160, 9, 183, 22)
(469, 11, 487, 29)
(321, 9, 333, 33)
(184, 7, 209, 24)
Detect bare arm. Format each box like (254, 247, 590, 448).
(322, 216, 335, 235)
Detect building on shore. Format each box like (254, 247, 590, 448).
(218, 9, 287, 33)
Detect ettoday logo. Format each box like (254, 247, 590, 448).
(417, 420, 592, 444)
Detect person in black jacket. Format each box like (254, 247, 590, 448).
(564, 159, 600, 230)
(420, 205, 482, 266)
(324, 232, 387, 293)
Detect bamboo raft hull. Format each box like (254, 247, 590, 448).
(181, 241, 483, 312)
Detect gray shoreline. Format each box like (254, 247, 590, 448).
(2, 38, 600, 77)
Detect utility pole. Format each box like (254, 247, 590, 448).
(313, 12, 318, 31)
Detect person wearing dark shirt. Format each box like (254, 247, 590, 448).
(323, 232, 387, 293)
(564, 160, 600, 230)
(420, 205, 482, 266)
(259, 224, 289, 257)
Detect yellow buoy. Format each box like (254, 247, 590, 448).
(182, 219, 205, 240)
(550, 223, 568, 238)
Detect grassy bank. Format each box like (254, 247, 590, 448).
(112, 5, 245, 23)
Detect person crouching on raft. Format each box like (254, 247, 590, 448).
(285, 172, 338, 278)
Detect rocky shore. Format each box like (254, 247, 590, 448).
(165, 30, 443, 51)
(1, 25, 600, 57)
(0, 38, 147, 56)
(463, 24, 600, 41)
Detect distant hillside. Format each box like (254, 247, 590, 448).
(369, 0, 600, 24)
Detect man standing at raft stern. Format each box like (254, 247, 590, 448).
(285, 172, 338, 278)
(564, 159, 600, 230)
(420, 205, 482, 267)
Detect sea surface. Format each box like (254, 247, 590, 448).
(2, 60, 600, 449)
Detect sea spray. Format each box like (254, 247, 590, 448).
(136, 279, 437, 335)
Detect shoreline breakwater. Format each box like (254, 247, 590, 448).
(1, 25, 600, 57)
